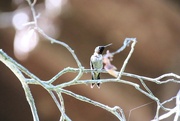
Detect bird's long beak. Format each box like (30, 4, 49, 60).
(104, 43, 112, 48)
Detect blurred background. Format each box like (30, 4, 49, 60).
(0, 0, 180, 121)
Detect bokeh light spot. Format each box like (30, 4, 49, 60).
(12, 12, 29, 30)
(14, 29, 39, 60)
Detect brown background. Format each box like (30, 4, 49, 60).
(0, 0, 180, 121)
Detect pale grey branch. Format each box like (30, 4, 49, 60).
(0, 0, 179, 121)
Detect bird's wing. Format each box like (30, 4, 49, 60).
(90, 59, 95, 79)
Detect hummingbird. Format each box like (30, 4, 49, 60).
(90, 43, 112, 88)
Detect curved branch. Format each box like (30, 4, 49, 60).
(0, 49, 39, 121)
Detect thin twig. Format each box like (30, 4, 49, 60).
(117, 38, 137, 79)
(48, 90, 71, 121)
(58, 88, 125, 121)
(128, 101, 154, 121)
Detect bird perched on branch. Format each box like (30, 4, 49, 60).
(90, 43, 112, 88)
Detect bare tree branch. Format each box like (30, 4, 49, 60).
(0, 0, 180, 121)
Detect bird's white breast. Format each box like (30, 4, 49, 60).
(91, 53, 103, 69)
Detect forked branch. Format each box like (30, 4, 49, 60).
(0, 0, 179, 121)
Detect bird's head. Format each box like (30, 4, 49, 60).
(94, 43, 112, 54)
